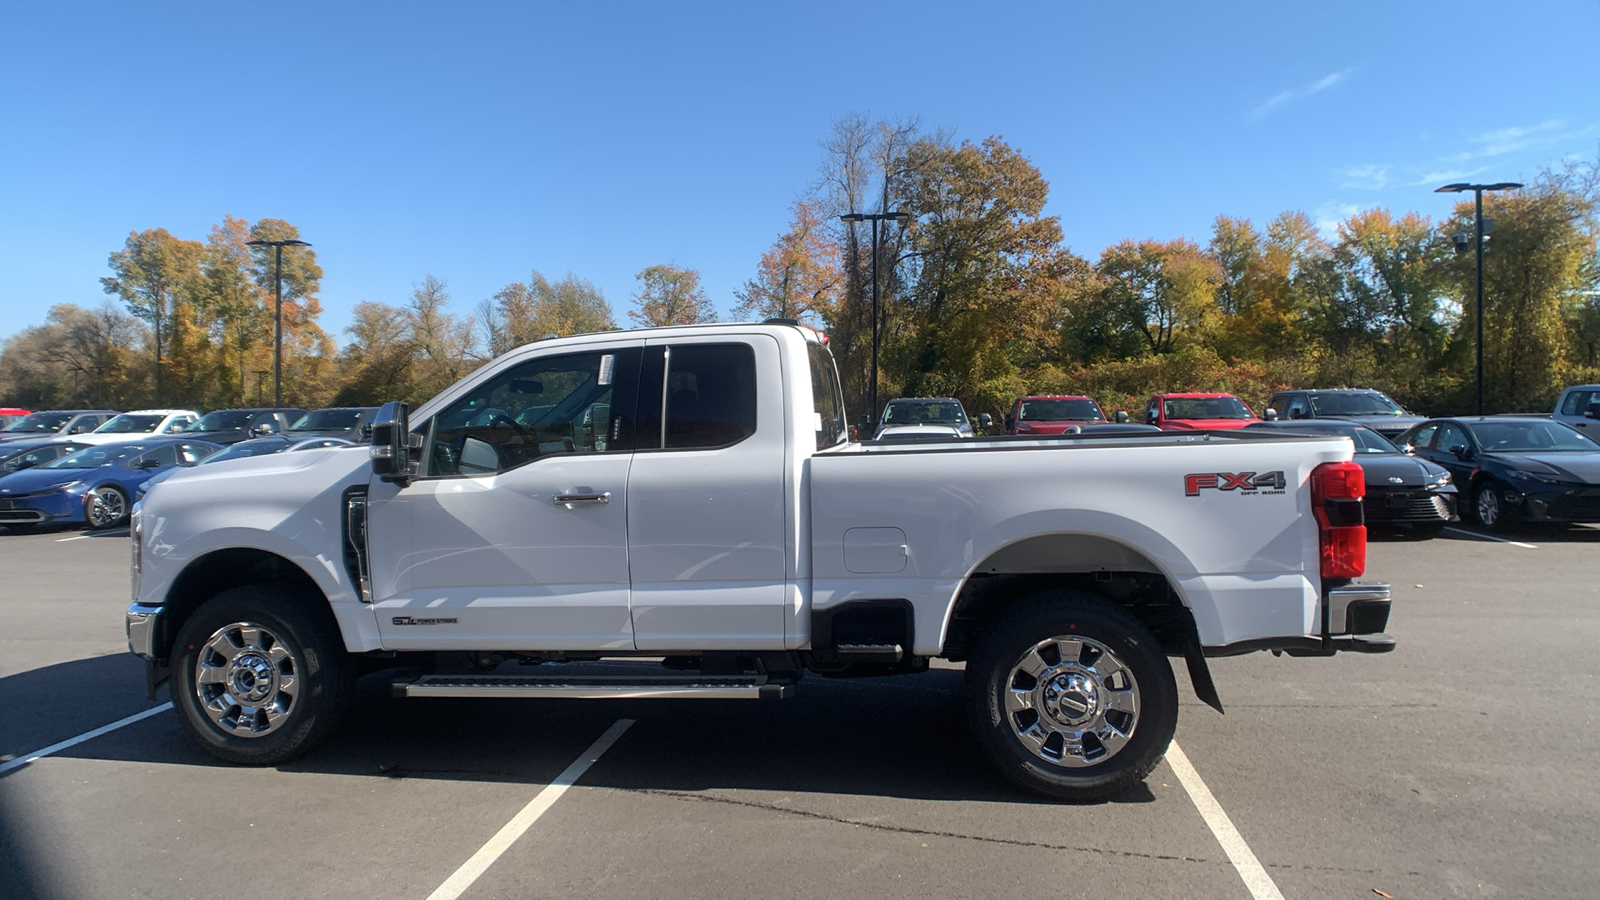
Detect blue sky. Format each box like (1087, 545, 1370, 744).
(3, 1, 1597, 346)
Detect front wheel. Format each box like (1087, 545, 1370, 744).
(966, 591, 1178, 802)
(85, 485, 128, 529)
(1473, 480, 1511, 532)
(171, 584, 352, 765)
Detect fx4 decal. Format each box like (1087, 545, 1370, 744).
(1185, 471, 1287, 496)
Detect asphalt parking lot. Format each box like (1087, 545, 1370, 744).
(3, 523, 1599, 900)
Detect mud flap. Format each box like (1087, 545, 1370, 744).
(1184, 642, 1223, 713)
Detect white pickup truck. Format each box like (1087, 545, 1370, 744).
(126, 321, 1391, 801)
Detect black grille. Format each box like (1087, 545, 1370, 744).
(1366, 488, 1452, 523)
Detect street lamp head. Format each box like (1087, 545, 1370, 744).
(888, 211, 913, 224)
(245, 239, 313, 248)
(1486, 182, 1522, 191)
(839, 213, 866, 223)
(1435, 183, 1472, 193)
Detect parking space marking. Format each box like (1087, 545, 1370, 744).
(1443, 527, 1537, 548)
(0, 702, 173, 776)
(425, 718, 633, 900)
(54, 535, 92, 542)
(1166, 740, 1285, 900)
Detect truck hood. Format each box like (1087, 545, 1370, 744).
(1013, 420, 1105, 434)
(1164, 419, 1256, 431)
(1336, 414, 1428, 434)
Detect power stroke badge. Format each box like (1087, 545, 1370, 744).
(1184, 471, 1288, 496)
(391, 616, 459, 626)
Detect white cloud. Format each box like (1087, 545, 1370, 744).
(1249, 70, 1352, 120)
(1313, 201, 1364, 239)
(1340, 164, 1390, 189)
(1412, 166, 1489, 186)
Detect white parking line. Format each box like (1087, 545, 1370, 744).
(1166, 740, 1285, 900)
(1443, 527, 1537, 548)
(425, 718, 633, 900)
(0, 703, 173, 776)
(55, 535, 92, 542)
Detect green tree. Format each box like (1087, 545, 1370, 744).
(200, 216, 269, 405)
(628, 264, 716, 327)
(491, 271, 615, 352)
(1091, 238, 1221, 356)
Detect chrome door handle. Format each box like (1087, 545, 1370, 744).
(553, 491, 611, 507)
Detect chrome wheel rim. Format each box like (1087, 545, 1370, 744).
(193, 622, 299, 737)
(1477, 487, 1500, 528)
(87, 488, 125, 527)
(1004, 635, 1140, 767)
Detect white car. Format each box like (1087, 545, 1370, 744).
(73, 409, 199, 445)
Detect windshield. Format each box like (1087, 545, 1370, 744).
(187, 410, 256, 432)
(42, 444, 141, 470)
(1, 412, 74, 433)
(1472, 421, 1600, 453)
(1018, 399, 1103, 422)
(97, 413, 167, 433)
(1309, 392, 1405, 416)
(1288, 423, 1400, 454)
(1164, 397, 1254, 419)
(203, 440, 290, 463)
(881, 400, 967, 426)
(289, 409, 366, 432)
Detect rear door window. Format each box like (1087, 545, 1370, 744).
(637, 343, 758, 450)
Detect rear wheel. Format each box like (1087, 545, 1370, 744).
(171, 584, 352, 765)
(966, 590, 1177, 802)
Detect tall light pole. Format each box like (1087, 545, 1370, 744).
(1435, 182, 1520, 415)
(840, 210, 912, 423)
(245, 238, 311, 408)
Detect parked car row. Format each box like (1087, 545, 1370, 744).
(0, 406, 377, 533)
(866, 385, 1600, 537)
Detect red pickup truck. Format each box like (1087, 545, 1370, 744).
(1145, 393, 1259, 430)
(1004, 395, 1108, 434)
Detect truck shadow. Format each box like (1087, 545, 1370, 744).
(1, 656, 1157, 807)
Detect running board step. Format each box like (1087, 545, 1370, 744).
(396, 673, 795, 700)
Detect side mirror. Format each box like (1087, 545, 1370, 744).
(1263, 408, 1279, 421)
(138, 458, 163, 469)
(978, 413, 993, 430)
(252, 423, 274, 436)
(1003, 415, 1015, 430)
(1114, 410, 1129, 424)
(1448, 443, 1471, 460)
(1587, 401, 1600, 420)
(1145, 408, 1158, 425)
(370, 401, 419, 484)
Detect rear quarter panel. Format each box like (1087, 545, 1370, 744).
(808, 434, 1353, 654)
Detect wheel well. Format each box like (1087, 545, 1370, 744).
(942, 534, 1195, 661)
(153, 548, 327, 662)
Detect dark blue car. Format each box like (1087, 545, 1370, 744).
(1398, 416, 1600, 532)
(0, 438, 220, 530)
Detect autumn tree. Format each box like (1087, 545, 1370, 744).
(628, 264, 716, 326)
(101, 228, 203, 404)
(886, 135, 1086, 418)
(247, 219, 332, 406)
(1440, 168, 1598, 410)
(407, 275, 481, 398)
(735, 200, 842, 323)
(198, 216, 269, 404)
(490, 271, 615, 352)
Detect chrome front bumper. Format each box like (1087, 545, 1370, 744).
(126, 602, 162, 658)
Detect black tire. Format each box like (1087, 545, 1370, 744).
(171, 583, 353, 765)
(965, 590, 1178, 802)
(84, 484, 129, 529)
(1472, 479, 1511, 533)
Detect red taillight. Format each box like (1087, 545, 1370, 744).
(1311, 461, 1367, 579)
